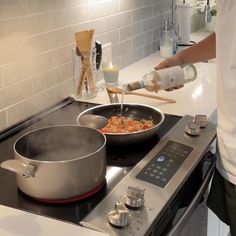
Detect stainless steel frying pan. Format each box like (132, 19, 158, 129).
(77, 103, 165, 145)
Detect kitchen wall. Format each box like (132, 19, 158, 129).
(0, 0, 173, 132)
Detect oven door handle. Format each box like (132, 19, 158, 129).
(167, 157, 216, 236)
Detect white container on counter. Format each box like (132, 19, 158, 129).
(160, 30, 174, 58)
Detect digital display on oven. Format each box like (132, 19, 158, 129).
(156, 155, 166, 162)
(136, 140, 193, 188)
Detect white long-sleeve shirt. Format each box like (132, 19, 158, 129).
(215, 0, 236, 184)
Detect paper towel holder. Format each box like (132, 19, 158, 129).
(176, 0, 192, 45)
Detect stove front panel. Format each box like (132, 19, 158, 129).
(83, 115, 216, 236)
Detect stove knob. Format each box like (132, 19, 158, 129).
(185, 122, 201, 136)
(194, 115, 207, 128)
(108, 201, 130, 227)
(124, 186, 145, 209)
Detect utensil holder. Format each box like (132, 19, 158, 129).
(72, 47, 97, 99)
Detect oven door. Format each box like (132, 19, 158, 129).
(155, 151, 216, 236)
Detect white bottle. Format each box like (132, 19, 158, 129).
(123, 64, 197, 92)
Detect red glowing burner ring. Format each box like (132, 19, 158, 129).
(35, 180, 106, 204)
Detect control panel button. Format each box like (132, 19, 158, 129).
(185, 122, 201, 136)
(108, 201, 130, 227)
(124, 186, 145, 209)
(194, 115, 207, 128)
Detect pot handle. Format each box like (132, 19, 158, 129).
(0, 160, 36, 178)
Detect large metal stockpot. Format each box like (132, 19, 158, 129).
(0, 125, 106, 201)
(77, 103, 165, 145)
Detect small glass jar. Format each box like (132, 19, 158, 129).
(160, 30, 174, 58)
(72, 47, 97, 99)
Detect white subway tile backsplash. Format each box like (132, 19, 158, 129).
(94, 30, 120, 46)
(143, 0, 162, 7)
(3, 79, 33, 107)
(142, 0, 154, 7)
(120, 47, 144, 68)
(0, 68, 2, 88)
(71, 18, 106, 35)
(120, 23, 143, 41)
(153, 2, 161, 16)
(0, 34, 49, 65)
(0, 14, 51, 42)
(132, 31, 153, 49)
(28, 0, 57, 13)
(153, 27, 161, 42)
(7, 79, 73, 127)
(7, 97, 37, 126)
(143, 15, 160, 32)
(0, 88, 5, 110)
(28, 0, 77, 14)
(54, 79, 74, 101)
(132, 6, 153, 23)
(0, 0, 171, 131)
(3, 52, 53, 86)
(160, 0, 172, 12)
(32, 62, 73, 94)
(143, 41, 158, 57)
(32, 61, 73, 95)
(28, 0, 103, 14)
(88, 0, 119, 20)
(52, 44, 73, 67)
(0, 110, 7, 131)
(120, 0, 142, 11)
(32, 69, 58, 94)
(0, 28, 72, 65)
(49, 6, 89, 29)
(153, 1, 172, 16)
(56, 62, 73, 84)
(112, 40, 132, 59)
(49, 28, 73, 48)
(0, 0, 28, 20)
(32, 79, 73, 115)
(106, 12, 131, 31)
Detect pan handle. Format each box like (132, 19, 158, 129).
(1, 160, 36, 178)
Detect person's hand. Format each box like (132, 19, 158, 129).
(154, 54, 184, 91)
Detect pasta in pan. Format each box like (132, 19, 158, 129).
(100, 116, 154, 134)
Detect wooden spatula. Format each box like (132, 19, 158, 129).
(75, 30, 96, 97)
(107, 86, 176, 103)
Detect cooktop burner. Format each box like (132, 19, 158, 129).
(35, 181, 107, 204)
(0, 98, 181, 224)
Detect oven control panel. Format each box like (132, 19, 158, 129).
(136, 141, 193, 188)
(82, 115, 216, 236)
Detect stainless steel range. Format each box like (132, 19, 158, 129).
(82, 115, 216, 236)
(0, 98, 216, 236)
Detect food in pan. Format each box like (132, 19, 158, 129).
(100, 115, 154, 133)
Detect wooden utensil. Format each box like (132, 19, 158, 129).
(75, 30, 96, 97)
(107, 86, 176, 103)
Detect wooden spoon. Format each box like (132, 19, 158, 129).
(75, 30, 96, 96)
(107, 86, 176, 103)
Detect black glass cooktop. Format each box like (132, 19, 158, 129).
(0, 98, 181, 224)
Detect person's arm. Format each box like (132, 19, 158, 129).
(155, 32, 216, 70)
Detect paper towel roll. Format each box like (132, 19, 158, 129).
(176, 3, 191, 44)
